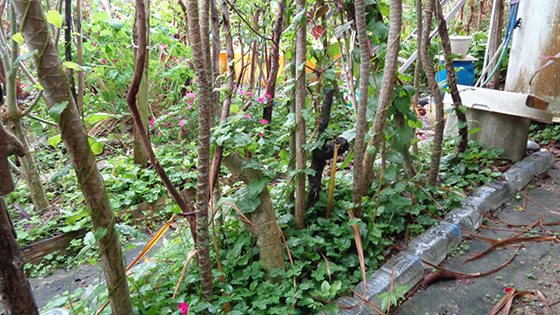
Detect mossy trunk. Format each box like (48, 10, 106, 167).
(222, 152, 285, 278)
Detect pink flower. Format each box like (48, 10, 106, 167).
(259, 119, 268, 125)
(179, 119, 185, 127)
(22, 84, 30, 88)
(113, 60, 117, 63)
(247, 92, 254, 97)
(186, 105, 192, 110)
(265, 93, 272, 99)
(178, 302, 189, 315)
(244, 114, 251, 119)
(92, 42, 96, 47)
(504, 287, 512, 292)
(157, 131, 162, 136)
(164, 78, 168, 82)
(186, 92, 196, 98)
(161, 44, 167, 50)
(258, 132, 263, 137)
(239, 90, 245, 96)
(150, 117, 155, 128)
(258, 97, 265, 103)
(234, 85, 238, 90)
(101, 59, 106, 65)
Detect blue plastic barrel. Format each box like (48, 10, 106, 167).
(436, 59, 476, 87)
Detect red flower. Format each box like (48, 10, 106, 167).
(178, 302, 189, 314)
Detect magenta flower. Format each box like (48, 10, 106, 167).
(258, 132, 263, 137)
(247, 92, 254, 97)
(179, 119, 185, 127)
(164, 78, 168, 82)
(244, 114, 251, 119)
(101, 59, 106, 65)
(161, 44, 167, 50)
(92, 42, 96, 47)
(178, 302, 189, 315)
(186, 105, 192, 110)
(113, 60, 117, 63)
(234, 85, 238, 90)
(150, 117, 155, 128)
(239, 90, 245, 96)
(186, 92, 196, 98)
(265, 93, 272, 99)
(258, 97, 265, 103)
(259, 119, 268, 125)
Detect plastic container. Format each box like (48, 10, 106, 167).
(354, 252, 423, 313)
(504, 161, 536, 191)
(436, 58, 476, 87)
(444, 205, 483, 231)
(473, 180, 514, 210)
(406, 221, 462, 266)
(449, 36, 472, 57)
(462, 196, 491, 214)
(41, 309, 69, 315)
(524, 151, 554, 174)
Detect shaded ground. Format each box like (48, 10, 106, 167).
(395, 162, 560, 315)
(0, 229, 169, 314)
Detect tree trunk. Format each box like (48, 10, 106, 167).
(209, 0, 235, 193)
(0, 199, 39, 315)
(307, 89, 334, 209)
(411, 0, 423, 156)
(434, 0, 468, 154)
(185, 0, 215, 300)
(3, 6, 49, 213)
(351, 0, 370, 218)
(487, 0, 504, 89)
(294, 0, 307, 230)
(222, 152, 284, 278)
(64, 0, 77, 106)
(133, 0, 150, 167)
(0, 120, 38, 315)
(420, 0, 445, 186)
(210, 0, 220, 118)
(76, 0, 84, 114)
(12, 1, 133, 313)
(360, 0, 403, 195)
(262, 0, 286, 123)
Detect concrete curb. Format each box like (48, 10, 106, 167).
(318, 150, 554, 315)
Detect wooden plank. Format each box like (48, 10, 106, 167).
(21, 227, 88, 265)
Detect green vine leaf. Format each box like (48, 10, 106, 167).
(12, 32, 24, 44)
(48, 101, 68, 123)
(46, 10, 63, 28)
(63, 61, 81, 70)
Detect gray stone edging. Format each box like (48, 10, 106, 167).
(318, 150, 554, 315)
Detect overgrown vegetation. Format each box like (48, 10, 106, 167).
(1, 0, 518, 314)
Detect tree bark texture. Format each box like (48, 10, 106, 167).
(2, 6, 49, 213)
(76, 0, 84, 114)
(210, 0, 220, 118)
(64, 0, 77, 106)
(133, 0, 150, 167)
(185, 0, 215, 300)
(262, 0, 286, 123)
(294, 0, 307, 230)
(0, 199, 39, 315)
(420, 0, 445, 186)
(360, 0, 402, 195)
(307, 89, 334, 209)
(434, 0, 468, 154)
(0, 123, 24, 196)
(351, 0, 370, 218)
(12, 1, 133, 313)
(209, 0, 236, 193)
(222, 152, 285, 277)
